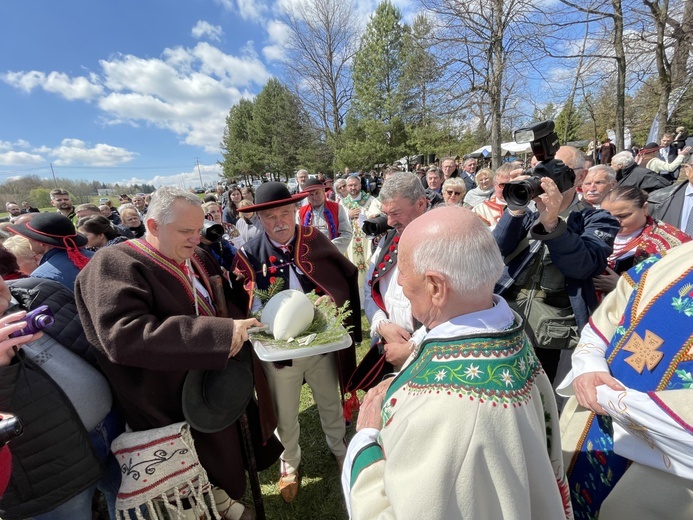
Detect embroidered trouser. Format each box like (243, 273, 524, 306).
(262, 353, 346, 476)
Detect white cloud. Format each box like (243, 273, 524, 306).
(120, 162, 224, 188)
(192, 20, 223, 42)
(0, 150, 45, 166)
(3, 40, 272, 155)
(34, 138, 137, 167)
(2, 71, 103, 101)
(214, 0, 268, 22)
(262, 20, 290, 62)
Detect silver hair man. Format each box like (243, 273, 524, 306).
(146, 187, 202, 226)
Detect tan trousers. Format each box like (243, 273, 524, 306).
(262, 353, 346, 475)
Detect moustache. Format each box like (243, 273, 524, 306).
(273, 225, 290, 233)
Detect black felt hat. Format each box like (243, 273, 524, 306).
(182, 359, 254, 433)
(8, 213, 87, 248)
(237, 181, 307, 213)
(301, 178, 326, 192)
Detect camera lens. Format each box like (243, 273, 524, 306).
(31, 313, 55, 330)
(502, 177, 544, 208)
(202, 221, 224, 243)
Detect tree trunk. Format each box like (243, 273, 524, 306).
(613, 0, 626, 150)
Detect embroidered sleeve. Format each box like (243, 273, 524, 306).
(596, 386, 693, 479)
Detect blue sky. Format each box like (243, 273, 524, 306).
(0, 0, 414, 188)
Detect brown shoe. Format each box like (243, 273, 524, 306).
(279, 469, 300, 503)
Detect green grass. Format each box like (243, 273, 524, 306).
(246, 312, 371, 519)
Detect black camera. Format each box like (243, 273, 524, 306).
(502, 120, 576, 208)
(0, 413, 23, 447)
(201, 220, 224, 243)
(362, 214, 392, 236)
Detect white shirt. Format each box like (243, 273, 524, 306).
(364, 239, 413, 336)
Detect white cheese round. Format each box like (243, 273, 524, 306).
(261, 290, 315, 341)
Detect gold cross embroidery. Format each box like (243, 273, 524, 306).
(623, 330, 665, 373)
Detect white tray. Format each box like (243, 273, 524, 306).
(250, 329, 351, 361)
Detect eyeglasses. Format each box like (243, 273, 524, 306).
(446, 190, 462, 196)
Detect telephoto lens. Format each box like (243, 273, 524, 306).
(362, 214, 391, 236)
(502, 176, 544, 209)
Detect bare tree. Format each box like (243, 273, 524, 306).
(280, 0, 358, 142)
(420, 0, 540, 168)
(634, 0, 693, 136)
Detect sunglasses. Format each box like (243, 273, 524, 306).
(446, 190, 462, 196)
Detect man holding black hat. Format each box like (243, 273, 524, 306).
(298, 178, 352, 254)
(232, 182, 362, 504)
(7, 212, 93, 290)
(75, 186, 279, 520)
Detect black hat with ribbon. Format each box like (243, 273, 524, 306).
(8, 213, 90, 269)
(237, 181, 307, 213)
(182, 359, 254, 433)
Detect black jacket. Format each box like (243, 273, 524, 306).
(617, 163, 670, 193)
(0, 279, 103, 519)
(648, 181, 690, 227)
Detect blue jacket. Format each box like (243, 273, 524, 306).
(493, 204, 618, 330)
(32, 248, 93, 292)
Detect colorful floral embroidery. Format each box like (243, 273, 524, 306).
(672, 283, 693, 317)
(675, 369, 693, 388)
(404, 330, 541, 406)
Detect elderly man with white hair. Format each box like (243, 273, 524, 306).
(582, 165, 617, 208)
(342, 206, 572, 520)
(610, 151, 670, 193)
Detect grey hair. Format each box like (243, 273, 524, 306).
(146, 187, 202, 225)
(587, 164, 616, 182)
(442, 177, 467, 193)
(426, 167, 443, 179)
(334, 178, 347, 188)
(611, 151, 635, 169)
(379, 172, 426, 204)
(410, 208, 504, 296)
(118, 203, 135, 216)
(494, 163, 515, 178)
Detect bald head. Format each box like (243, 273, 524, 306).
(555, 145, 587, 187)
(398, 206, 504, 327)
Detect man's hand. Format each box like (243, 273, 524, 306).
(678, 146, 691, 156)
(593, 267, 620, 294)
(383, 341, 412, 370)
(378, 322, 410, 344)
(573, 371, 625, 414)
(348, 207, 361, 219)
(0, 311, 43, 366)
(230, 317, 262, 357)
(535, 177, 563, 232)
(356, 378, 393, 432)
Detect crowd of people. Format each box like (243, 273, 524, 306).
(0, 132, 692, 520)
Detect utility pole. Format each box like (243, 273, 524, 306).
(196, 158, 204, 188)
(49, 163, 58, 188)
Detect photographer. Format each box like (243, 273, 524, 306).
(200, 201, 238, 273)
(493, 135, 618, 389)
(363, 173, 428, 372)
